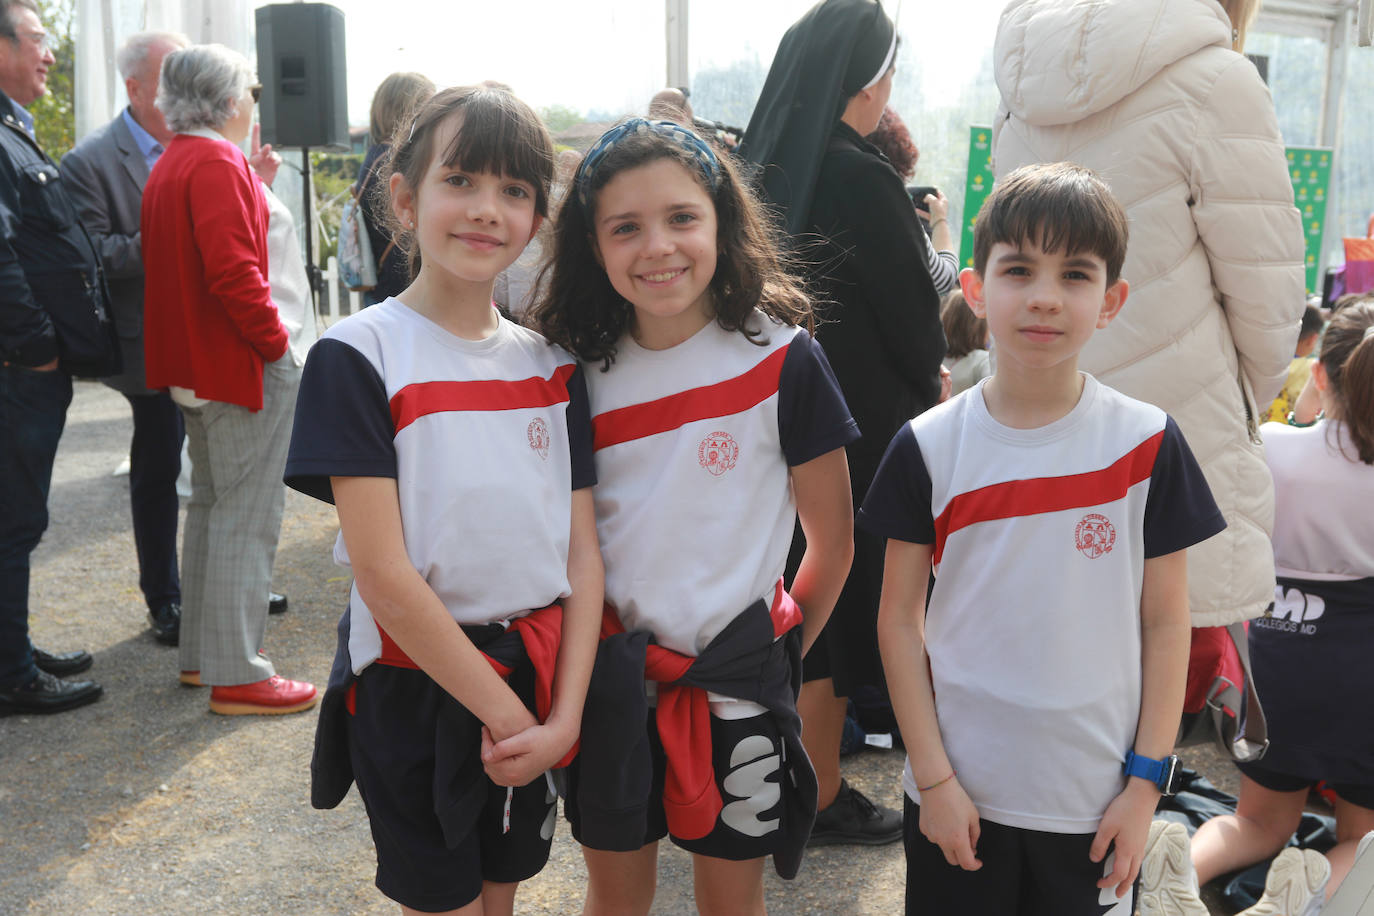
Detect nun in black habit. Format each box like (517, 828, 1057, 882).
(741, 0, 945, 845)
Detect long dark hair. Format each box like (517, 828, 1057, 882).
(373, 85, 554, 282)
(530, 124, 812, 369)
(1320, 298, 1374, 464)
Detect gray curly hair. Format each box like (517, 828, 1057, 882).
(155, 43, 255, 133)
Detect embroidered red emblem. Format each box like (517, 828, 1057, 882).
(527, 418, 550, 460)
(1075, 513, 1116, 559)
(698, 431, 739, 477)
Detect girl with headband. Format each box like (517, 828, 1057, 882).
(532, 118, 858, 913)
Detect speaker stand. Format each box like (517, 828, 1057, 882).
(301, 146, 322, 311)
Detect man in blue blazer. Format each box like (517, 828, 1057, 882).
(62, 31, 187, 646)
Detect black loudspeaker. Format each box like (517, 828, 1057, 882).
(255, 3, 349, 150)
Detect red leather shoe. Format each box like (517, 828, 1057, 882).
(209, 675, 318, 716)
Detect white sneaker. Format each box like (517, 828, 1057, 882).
(1322, 830, 1374, 916)
(1238, 846, 1330, 916)
(1139, 819, 1208, 916)
(1357, 830, 1374, 862)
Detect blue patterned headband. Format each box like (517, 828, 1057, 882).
(575, 118, 721, 212)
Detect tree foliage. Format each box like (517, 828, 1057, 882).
(30, 0, 75, 159)
(310, 151, 363, 261)
(539, 103, 584, 134)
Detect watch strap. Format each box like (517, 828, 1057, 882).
(1123, 750, 1177, 793)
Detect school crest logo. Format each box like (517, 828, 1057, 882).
(527, 418, 550, 460)
(1075, 513, 1116, 559)
(698, 431, 738, 477)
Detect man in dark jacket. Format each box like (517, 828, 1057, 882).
(0, 0, 106, 716)
(62, 31, 188, 647)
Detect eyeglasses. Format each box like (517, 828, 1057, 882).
(18, 30, 50, 52)
(250, 84, 262, 103)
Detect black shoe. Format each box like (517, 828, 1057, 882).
(148, 602, 181, 646)
(33, 646, 93, 677)
(0, 669, 103, 717)
(807, 779, 903, 847)
(268, 591, 288, 615)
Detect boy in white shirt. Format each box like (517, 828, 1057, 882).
(861, 163, 1226, 914)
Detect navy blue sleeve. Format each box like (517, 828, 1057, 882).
(284, 338, 397, 504)
(566, 364, 596, 490)
(855, 424, 935, 543)
(777, 331, 861, 466)
(1143, 416, 1227, 558)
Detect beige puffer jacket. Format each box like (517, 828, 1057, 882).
(993, 0, 1306, 626)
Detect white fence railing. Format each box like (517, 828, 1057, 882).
(321, 255, 365, 325)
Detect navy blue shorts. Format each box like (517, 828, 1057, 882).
(347, 662, 556, 911)
(566, 709, 789, 862)
(903, 796, 1135, 916)
(1235, 760, 1374, 809)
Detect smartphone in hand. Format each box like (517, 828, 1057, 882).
(907, 184, 939, 232)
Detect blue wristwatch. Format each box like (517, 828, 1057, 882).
(1122, 750, 1183, 796)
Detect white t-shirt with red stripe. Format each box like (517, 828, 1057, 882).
(587, 312, 858, 659)
(859, 374, 1224, 834)
(285, 299, 596, 672)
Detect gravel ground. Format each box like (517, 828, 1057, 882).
(1, 381, 1257, 915)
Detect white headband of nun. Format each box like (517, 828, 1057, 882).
(860, 28, 898, 90)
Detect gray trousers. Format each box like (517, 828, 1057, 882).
(177, 356, 300, 685)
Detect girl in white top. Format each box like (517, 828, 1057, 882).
(533, 119, 857, 915)
(286, 86, 603, 916)
(1190, 299, 1374, 907)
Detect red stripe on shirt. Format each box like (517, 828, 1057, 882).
(390, 362, 576, 434)
(932, 430, 1164, 566)
(592, 344, 790, 451)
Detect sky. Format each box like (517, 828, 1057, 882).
(330, 0, 1006, 125)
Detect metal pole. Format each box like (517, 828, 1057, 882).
(1319, 10, 1350, 148)
(1318, 9, 1352, 273)
(301, 145, 319, 310)
(666, 0, 689, 88)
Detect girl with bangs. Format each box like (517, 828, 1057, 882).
(284, 85, 603, 916)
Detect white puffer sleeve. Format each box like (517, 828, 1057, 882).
(1189, 55, 1306, 407)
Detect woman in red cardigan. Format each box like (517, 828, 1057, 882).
(141, 43, 315, 715)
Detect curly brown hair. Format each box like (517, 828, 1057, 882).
(530, 123, 813, 369)
(866, 106, 918, 180)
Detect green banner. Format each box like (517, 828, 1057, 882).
(961, 126, 994, 269)
(1285, 146, 1332, 294)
